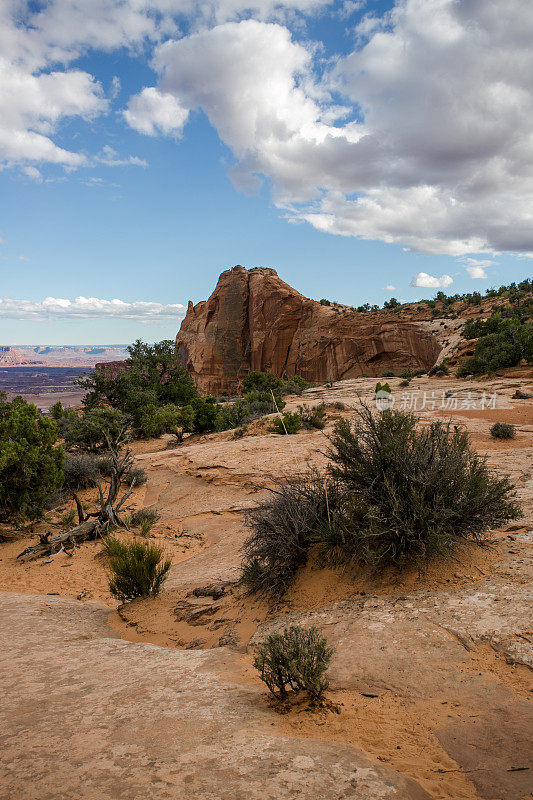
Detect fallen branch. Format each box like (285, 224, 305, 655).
(18, 436, 137, 561)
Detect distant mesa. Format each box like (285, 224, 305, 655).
(1, 345, 130, 368)
(0, 346, 43, 366)
(176, 265, 441, 394)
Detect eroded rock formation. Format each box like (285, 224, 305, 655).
(176, 265, 441, 394)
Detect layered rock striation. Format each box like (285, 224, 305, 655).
(176, 265, 441, 394)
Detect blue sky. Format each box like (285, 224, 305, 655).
(1, 0, 531, 345)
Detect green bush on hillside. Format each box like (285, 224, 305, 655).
(457, 316, 532, 376)
(271, 411, 302, 435)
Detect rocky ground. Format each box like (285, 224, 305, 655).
(1, 374, 532, 800)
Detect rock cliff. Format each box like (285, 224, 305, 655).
(176, 266, 441, 394)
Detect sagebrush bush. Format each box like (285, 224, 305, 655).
(130, 507, 160, 528)
(123, 465, 147, 486)
(253, 626, 333, 700)
(490, 422, 516, 440)
(241, 405, 521, 599)
(327, 406, 521, 569)
(240, 476, 345, 600)
(271, 411, 302, 435)
(105, 536, 170, 601)
(63, 452, 101, 490)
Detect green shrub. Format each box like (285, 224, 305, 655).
(241, 477, 345, 600)
(120, 465, 146, 486)
(243, 371, 282, 394)
(65, 407, 128, 452)
(457, 316, 532, 376)
(253, 626, 333, 701)
(105, 536, 171, 601)
(190, 396, 220, 432)
(428, 361, 449, 377)
(130, 507, 160, 528)
(58, 509, 76, 528)
(242, 371, 307, 398)
(215, 399, 250, 431)
(63, 452, 101, 490)
(135, 403, 182, 438)
(490, 422, 516, 440)
(327, 407, 521, 569)
(282, 375, 308, 395)
(241, 406, 521, 598)
(375, 381, 392, 394)
(298, 403, 326, 430)
(271, 411, 302, 435)
(0, 395, 64, 522)
(49, 401, 78, 436)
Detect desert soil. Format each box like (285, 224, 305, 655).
(1, 374, 532, 800)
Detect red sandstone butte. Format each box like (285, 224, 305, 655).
(176, 266, 441, 394)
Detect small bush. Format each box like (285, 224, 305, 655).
(380, 371, 396, 378)
(63, 452, 101, 490)
(375, 381, 392, 394)
(271, 411, 302, 435)
(399, 379, 411, 388)
(490, 422, 516, 440)
(243, 371, 282, 394)
(428, 362, 449, 377)
(298, 403, 326, 430)
(105, 536, 171, 601)
(58, 509, 76, 528)
(130, 507, 160, 529)
(241, 406, 521, 599)
(65, 407, 128, 452)
(123, 465, 147, 486)
(241, 477, 345, 600)
(253, 626, 333, 701)
(282, 375, 308, 395)
(457, 316, 532, 376)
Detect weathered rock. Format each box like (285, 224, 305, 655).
(0, 592, 433, 800)
(176, 266, 441, 394)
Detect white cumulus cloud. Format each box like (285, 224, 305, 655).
(3, 0, 533, 257)
(410, 272, 453, 289)
(0, 296, 186, 321)
(124, 88, 190, 137)
(123, 0, 533, 256)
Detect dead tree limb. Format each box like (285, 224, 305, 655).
(18, 437, 137, 561)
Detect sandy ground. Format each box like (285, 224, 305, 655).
(1, 372, 532, 800)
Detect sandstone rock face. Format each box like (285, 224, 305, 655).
(176, 266, 441, 394)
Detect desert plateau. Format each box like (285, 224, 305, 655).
(2, 3, 533, 797)
(1, 268, 532, 800)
